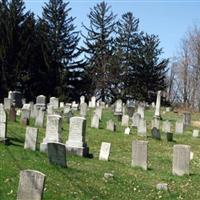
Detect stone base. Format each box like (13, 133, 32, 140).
(0, 137, 10, 145)
(65, 145, 89, 157)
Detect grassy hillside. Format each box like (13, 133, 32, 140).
(0, 108, 200, 200)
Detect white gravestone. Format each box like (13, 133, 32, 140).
(122, 115, 129, 127)
(175, 121, 184, 134)
(0, 107, 7, 140)
(35, 110, 45, 127)
(50, 97, 59, 109)
(137, 119, 147, 136)
(80, 96, 85, 104)
(91, 113, 99, 129)
(24, 127, 38, 151)
(99, 142, 111, 161)
(154, 90, 161, 118)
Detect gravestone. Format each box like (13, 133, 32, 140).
(66, 117, 89, 157)
(20, 105, 31, 126)
(47, 104, 54, 115)
(91, 113, 99, 129)
(40, 114, 62, 152)
(154, 90, 161, 119)
(71, 101, 79, 111)
(151, 127, 161, 140)
(9, 105, 16, 122)
(106, 120, 116, 132)
(124, 127, 131, 135)
(47, 142, 67, 167)
(183, 112, 191, 127)
(59, 102, 64, 108)
(131, 140, 148, 170)
(0, 106, 8, 143)
(166, 107, 171, 112)
(131, 113, 141, 128)
(173, 144, 190, 176)
(99, 142, 111, 161)
(16, 109, 21, 116)
(17, 170, 45, 200)
(121, 115, 129, 127)
(24, 127, 38, 151)
(192, 129, 199, 138)
(127, 106, 134, 118)
(156, 183, 168, 191)
(50, 97, 59, 109)
(80, 103, 87, 117)
(80, 96, 85, 104)
(95, 107, 102, 120)
(13, 90, 22, 108)
(137, 119, 147, 136)
(114, 99, 123, 120)
(4, 98, 11, 110)
(151, 118, 160, 129)
(35, 109, 45, 127)
(64, 104, 71, 114)
(162, 121, 171, 133)
(137, 104, 144, 119)
(91, 96, 96, 108)
(22, 98, 26, 105)
(175, 121, 184, 134)
(8, 90, 14, 101)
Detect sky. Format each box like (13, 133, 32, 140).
(25, 0, 200, 60)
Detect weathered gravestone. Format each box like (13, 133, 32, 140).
(47, 142, 67, 167)
(64, 104, 71, 114)
(9, 105, 16, 122)
(106, 120, 116, 132)
(4, 98, 11, 110)
(131, 113, 141, 128)
(114, 99, 123, 121)
(24, 127, 38, 151)
(20, 104, 31, 125)
(192, 129, 199, 138)
(137, 119, 147, 136)
(131, 140, 148, 170)
(121, 115, 129, 127)
(162, 121, 171, 133)
(40, 115, 62, 152)
(66, 117, 89, 157)
(50, 97, 59, 109)
(183, 112, 191, 127)
(172, 144, 190, 176)
(99, 142, 111, 161)
(80, 103, 87, 117)
(0, 106, 8, 143)
(154, 90, 161, 119)
(35, 109, 45, 127)
(91, 113, 99, 129)
(17, 170, 45, 200)
(151, 118, 160, 129)
(175, 121, 184, 134)
(151, 127, 161, 140)
(36, 95, 46, 110)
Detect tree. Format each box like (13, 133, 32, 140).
(40, 0, 84, 101)
(82, 1, 116, 102)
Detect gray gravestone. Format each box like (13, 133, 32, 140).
(172, 144, 190, 176)
(131, 113, 141, 128)
(91, 113, 99, 129)
(35, 109, 45, 127)
(24, 127, 38, 151)
(106, 120, 116, 132)
(183, 112, 191, 127)
(36, 95, 46, 110)
(95, 107, 102, 120)
(175, 121, 184, 134)
(80, 103, 87, 117)
(151, 127, 161, 140)
(121, 115, 129, 127)
(4, 98, 11, 110)
(99, 142, 111, 161)
(17, 170, 45, 200)
(114, 99, 123, 120)
(137, 119, 147, 136)
(47, 142, 67, 167)
(50, 97, 59, 109)
(80, 96, 85, 104)
(162, 121, 171, 133)
(132, 140, 148, 170)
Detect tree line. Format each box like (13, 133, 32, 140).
(0, 0, 168, 104)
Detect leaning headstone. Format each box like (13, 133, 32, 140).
(106, 120, 116, 132)
(137, 119, 147, 136)
(192, 129, 199, 138)
(9, 105, 16, 122)
(0, 106, 8, 143)
(151, 118, 160, 129)
(4, 98, 11, 110)
(50, 97, 59, 109)
(151, 127, 161, 140)
(183, 112, 191, 127)
(36, 95, 46, 110)
(24, 127, 38, 151)
(80, 103, 87, 117)
(17, 170, 45, 200)
(91, 113, 99, 129)
(175, 121, 184, 134)
(35, 109, 45, 127)
(131, 140, 148, 170)
(172, 144, 190, 176)
(66, 117, 89, 157)
(162, 120, 171, 133)
(121, 115, 129, 127)
(124, 127, 131, 135)
(131, 113, 141, 128)
(99, 142, 111, 161)
(154, 90, 161, 119)
(47, 142, 67, 167)
(40, 114, 62, 152)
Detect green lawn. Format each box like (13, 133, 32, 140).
(0, 108, 200, 200)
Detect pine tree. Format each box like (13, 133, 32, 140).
(82, 1, 116, 102)
(40, 0, 84, 101)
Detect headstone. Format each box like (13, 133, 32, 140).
(64, 104, 71, 114)
(17, 170, 45, 200)
(154, 90, 161, 119)
(0, 107, 7, 142)
(183, 112, 191, 127)
(40, 114, 62, 152)
(162, 121, 171, 133)
(59, 102, 64, 108)
(22, 98, 26, 105)
(47, 142, 67, 167)
(12, 91, 22, 108)
(127, 106, 134, 118)
(95, 107, 102, 120)
(131, 113, 141, 128)
(124, 127, 131, 135)
(137, 119, 147, 136)
(121, 115, 129, 127)
(137, 104, 144, 119)
(151, 127, 161, 140)
(4, 98, 11, 110)
(16, 109, 21, 116)
(166, 107, 171, 112)
(65, 117, 89, 157)
(99, 142, 111, 161)
(80, 96, 85, 104)
(20, 105, 31, 126)
(71, 101, 79, 111)
(175, 121, 184, 134)
(151, 118, 160, 129)
(91, 113, 99, 129)
(114, 99, 123, 120)
(151, 102, 155, 108)
(131, 140, 148, 170)
(91, 96, 96, 108)
(80, 103, 87, 117)
(50, 97, 59, 109)
(172, 144, 190, 176)
(9, 105, 16, 122)
(156, 183, 168, 191)
(8, 90, 14, 100)
(35, 109, 45, 127)
(106, 120, 116, 132)
(47, 104, 54, 115)
(24, 127, 38, 151)
(192, 129, 199, 138)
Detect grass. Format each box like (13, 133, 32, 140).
(0, 108, 200, 199)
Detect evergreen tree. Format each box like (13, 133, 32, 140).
(82, 1, 116, 102)
(40, 0, 84, 101)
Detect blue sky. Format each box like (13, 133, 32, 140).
(25, 0, 200, 60)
